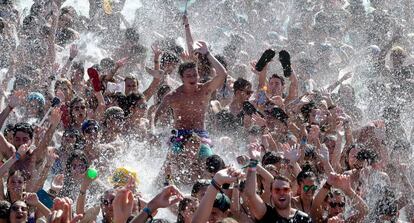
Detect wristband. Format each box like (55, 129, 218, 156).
(211, 178, 222, 191)
(143, 207, 153, 220)
(15, 152, 21, 161)
(7, 105, 14, 110)
(184, 24, 190, 28)
(300, 138, 307, 145)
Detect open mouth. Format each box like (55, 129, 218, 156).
(278, 197, 286, 202)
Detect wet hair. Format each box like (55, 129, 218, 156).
(54, 78, 73, 94)
(100, 58, 115, 71)
(214, 54, 228, 70)
(300, 101, 317, 123)
(69, 97, 87, 124)
(30, 2, 43, 16)
(191, 179, 210, 197)
(125, 28, 139, 42)
(262, 151, 286, 166)
(3, 124, 14, 137)
(160, 52, 180, 66)
(178, 62, 196, 77)
(63, 128, 82, 142)
(206, 155, 226, 174)
(156, 85, 171, 103)
(269, 74, 285, 86)
(177, 197, 197, 223)
(124, 76, 138, 86)
(266, 107, 289, 124)
(356, 148, 378, 165)
(272, 175, 292, 188)
(13, 122, 34, 139)
(65, 150, 89, 175)
(7, 169, 29, 187)
(0, 200, 10, 220)
(296, 166, 316, 184)
(213, 193, 231, 213)
(233, 78, 251, 92)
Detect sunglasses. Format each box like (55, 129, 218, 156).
(73, 105, 86, 111)
(273, 187, 291, 194)
(303, 185, 318, 192)
(329, 202, 345, 208)
(11, 205, 28, 212)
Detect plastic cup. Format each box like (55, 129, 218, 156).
(86, 168, 99, 180)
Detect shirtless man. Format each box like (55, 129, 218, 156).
(154, 41, 227, 185)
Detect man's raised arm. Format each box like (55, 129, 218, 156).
(194, 41, 227, 93)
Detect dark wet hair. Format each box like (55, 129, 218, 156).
(178, 62, 196, 77)
(296, 166, 316, 184)
(269, 74, 285, 86)
(0, 200, 10, 220)
(266, 107, 289, 124)
(161, 52, 180, 66)
(125, 28, 139, 42)
(7, 169, 29, 185)
(3, 124, 14, 136)
(301, 101, 317, 123)
(191, 179, 210, 197)
(262, 151, 286, 166)
(272, 175, 292, 188)
(206, 155, 225, 174)
(177, 197, 197, 223)
(214, 54, 227, 70)
(13, 122, 34, 139)
(233, 78, 251, 92)
(65, 150, 89, 175)
(100, 58, 115, 70)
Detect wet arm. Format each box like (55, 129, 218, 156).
(0, 153, 19, 177)
(76, 178, 94, 215)
(245, 167, 267, 220)
(191, 184, 219, 223)
(0, 105, 13, 129)
(205, 53, 228, 93)
(143, 77, 162, 101)
(285, 70, 299, 104)
(154, 95, 171, 126)
(183, 15, 194, 54)
(344, 188, 368, 223)
(311, 183, 330, 223)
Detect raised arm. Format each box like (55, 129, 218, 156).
(194, 41, 227, 93)
(183, 15, 194, 54)
(192, 168, 242, 223)
(76, 173, 96, 215)
(143, 67, 164, 101)
(244, 143, 267, 220)
(285, 70, 299, 104)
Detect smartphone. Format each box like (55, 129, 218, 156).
(87, 67, 102, 92)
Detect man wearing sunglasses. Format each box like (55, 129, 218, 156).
(292, 170, 318, 215)
(311, 172, 368, 223)
(245, 164, 312, 223)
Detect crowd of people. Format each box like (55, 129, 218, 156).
(0, 0, 413, 222)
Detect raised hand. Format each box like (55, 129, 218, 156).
(69, 44, 78, 59)
(50, 108, 63, 126)
(180, 51, 193, 62)
(16, 144, 31, 158)
(112, 188, 134, 223)
(183, 14, 189, 26)
(8, 90, 25, 109)
(147, 185, 184, 210)
(51, 174, 64, 193)
(145, 66, 164, 79)
(251, 113, 266, 127)
(340, 72, 353, 82)
(193, 41, 209, 55)
(151, 44, 162, 58)
(281, 143, 300, 163)
(50, 197, 83, 223)
(116, 57, 129, 68)
(24, 192, 40, 206)
(248, 143, 262, 160)
(213, 167, 245, 186)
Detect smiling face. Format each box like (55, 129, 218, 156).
(9, 201, 28, 223)
(13, 131, 31, 148)
(271, 179, 292, 210)
(181, 67, 199, 87)
(300, 178, 317, 199)
(269, 77, 283, 96)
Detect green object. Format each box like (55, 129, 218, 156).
(198, 144, 213, 159)
(86, 168, 99, 179)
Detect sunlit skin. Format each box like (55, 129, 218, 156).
(208, 207, 226, 223)
(269, 77, 283, 97)
(327, 194, 346, 218)
(293, 178, 317, 213)
(9, 201, 28, 223)
(70, 101, 87, 127)
(271, 180, 292, 210)
(180, 200, 199, 223)
(101, 190, 116, 223)
(7, 174, 26, 202)
(125, 78, 138, 95)
(13, 131, 31, 148)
